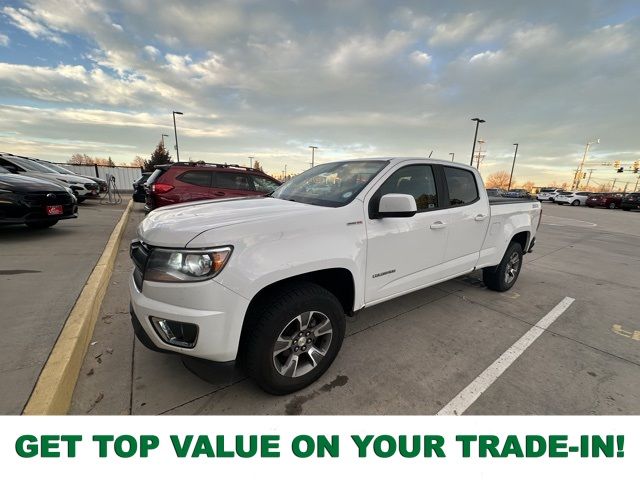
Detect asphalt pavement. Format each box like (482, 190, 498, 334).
(0, 201, 127, 414)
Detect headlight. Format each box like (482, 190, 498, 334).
(145, 247, 233, 282)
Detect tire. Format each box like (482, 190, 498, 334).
(242, 282, 346, 395)
(608, 202, 616, 209)
(588, 205, 594, 208)
(571, 200, 580, 206)
(623, 208, 630, 211)
(25, 219, 58, 229)
(483, 242, 524, 292)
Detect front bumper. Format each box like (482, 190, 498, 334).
(129, 274, 250, 362)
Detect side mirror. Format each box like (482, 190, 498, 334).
(378, 193, 417, 218)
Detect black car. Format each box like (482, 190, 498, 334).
(621, 192, 640, 211)
(132, 172, 151, 202)
(0, 166, 78, 228)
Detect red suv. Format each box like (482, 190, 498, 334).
(586, 192, 624, 209)
(145, 162, 281, 211)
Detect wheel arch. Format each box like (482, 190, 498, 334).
(237, 267, 355, 363)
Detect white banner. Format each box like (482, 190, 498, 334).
(1, 416, 636, 479)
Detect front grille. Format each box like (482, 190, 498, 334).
(24, 192, 73, 206)
(130, 240, 151, 290)
(85, 182, 98, 190)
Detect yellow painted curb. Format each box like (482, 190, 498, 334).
(23, 199, 134, 415)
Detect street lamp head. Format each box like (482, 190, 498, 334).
(471, 117, 485, 123)
(513, 143, 518, 146)
(173, 111, 183, 115)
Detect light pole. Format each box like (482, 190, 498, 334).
(508, 143, 519, 190)
(449, 152, 455, 162)
(248, 156, 254, 168)
(585, 169, 595, 188)
(574, 138, 599, 189)
(161, 134, 168, 148)
(470, 117, 485, 166)
(172, 111, 183, 162)
(309, 146, 318, 168)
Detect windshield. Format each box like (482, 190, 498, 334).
(8, 157, 59, 173)
(271, 160, 388, 207)
(41, 162, 75, 175)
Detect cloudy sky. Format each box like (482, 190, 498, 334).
(0, 0, 639, 186)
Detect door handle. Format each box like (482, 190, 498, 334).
(430, 221, 447, 230)
(214, 191, 226, 196)
(475, 214, 488, 221)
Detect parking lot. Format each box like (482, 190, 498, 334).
(65, 202, 640, 415)
(0, 201, 128, 414)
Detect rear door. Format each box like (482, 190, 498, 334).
(174, 170, 215, 203)
(439, 165, 490, 275)
(212, 171, 256, 198)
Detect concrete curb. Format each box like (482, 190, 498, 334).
(23, 199, 134, 415)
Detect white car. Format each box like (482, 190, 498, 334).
(130, 157, 541, 394)
(555, 191, 591, 206)
(536, 188, 563, 202)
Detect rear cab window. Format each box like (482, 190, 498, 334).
(443, 166, 479, 206)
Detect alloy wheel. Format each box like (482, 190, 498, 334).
(504, 251, 521, 285)
(272, 311, 333, 378)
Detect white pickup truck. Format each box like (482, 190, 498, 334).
(130, 158, 541, 394)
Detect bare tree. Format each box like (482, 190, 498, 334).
(485, 171, 512, 190)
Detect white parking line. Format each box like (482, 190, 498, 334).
(437, 296, 575, 415)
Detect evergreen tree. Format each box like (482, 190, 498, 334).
(144, 142, 172, 172)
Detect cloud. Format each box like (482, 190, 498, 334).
(2, 6, 66, 44)
(0, 33, 8, 46)
(0, 0, 638, 183)
(410, 50, 432, 66)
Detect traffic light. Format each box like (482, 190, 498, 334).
(582, 173, 587, 179)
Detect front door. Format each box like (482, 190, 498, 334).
(364, 162, 449, 304)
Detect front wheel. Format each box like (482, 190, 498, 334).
(608, 202, 616, 209)
(483, 242, 524, 292)
(571, 200, 580, 206)
(242, 282, 346, 394)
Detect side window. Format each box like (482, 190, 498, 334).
(251, 175, 281, 193)
(375, 164, 438, 213)
(178, 171, 212, 187)
(0, 159, 23, 173)
(215, 172, 254, 191)
(444, 167, 478, 206)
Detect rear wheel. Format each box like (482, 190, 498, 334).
(25, 219, 58, 229)
(243, 282, 346, 394)
(571, 200, 580, 206)
(608, 202, 616, 209)
(483, 242, 523, 292)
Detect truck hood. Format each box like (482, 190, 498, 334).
(138, 196, 321, 247)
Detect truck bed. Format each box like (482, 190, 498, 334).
(488, 196, 537, 205)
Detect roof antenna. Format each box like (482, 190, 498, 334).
(428, 150, 433, 158)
